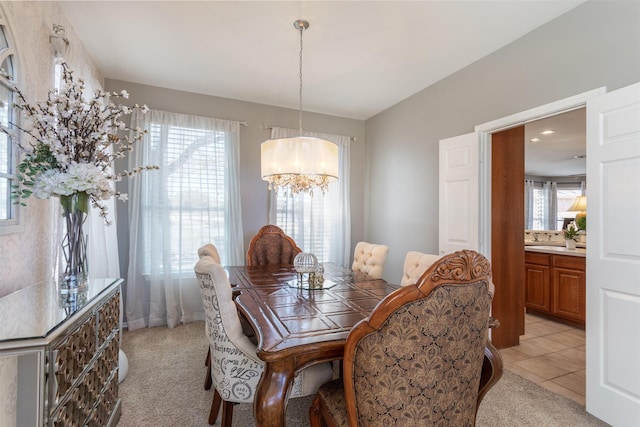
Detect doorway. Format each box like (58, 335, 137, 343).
(475, 87, 605, 349)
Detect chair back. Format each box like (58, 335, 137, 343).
(198, 243, 221, 264)
(195, 253, 264, 404)
(344, 249, 495, 426)
(351, 241, 389, 279)
(246, 224, 302, 266)
(400, 251, 441, 286)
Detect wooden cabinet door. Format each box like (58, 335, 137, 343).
(525, 263, 550, 312)
(552, 267, 586, 323)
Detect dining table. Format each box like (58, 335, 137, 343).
(230, 263, 399, 427)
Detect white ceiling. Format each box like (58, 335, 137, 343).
(59, 1, 587, 177)
(524, 108, 586, 177)
(59, 1, 585, 121)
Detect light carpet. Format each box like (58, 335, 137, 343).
(117, 321, 609, 427)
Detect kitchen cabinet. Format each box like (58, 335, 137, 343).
(525, 251, 585, 327)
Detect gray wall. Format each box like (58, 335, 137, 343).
(2, 0, 638, 297)
(365, 0, 640, 282)
(103, 80, 367, 282)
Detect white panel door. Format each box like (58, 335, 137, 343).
(586, 82, 640, 426)
(439, 133, 479, 255)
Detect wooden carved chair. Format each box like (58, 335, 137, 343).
(195, 250, 332, 426)
(351, 241, 389, 279)
(246, 224, 302, 266)
(400, 250, 441, 286)
(310, 249, 503, 427)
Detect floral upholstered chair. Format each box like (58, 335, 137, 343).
(351, 241, 389, 280)
(246, 224, 302, 266)
(195, 250, 332, 426)
(400, 251, 442, 286)
(310, 249, 503, 427)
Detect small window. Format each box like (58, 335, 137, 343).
(556, 186, 583, 230)
(0, 21, 17, 230)
(528, 181, 583, 231)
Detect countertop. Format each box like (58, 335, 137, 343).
(525, 245, 586, 257)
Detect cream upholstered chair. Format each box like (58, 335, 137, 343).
(310, 250, 503, 427)
(351, 242, 389, 279)
(400, 251, 442, 286)
(198, 243, 221, 264)
(246, 224, 302, 266)
(198, 244, 221, 391)
(195, 250, 333, 426)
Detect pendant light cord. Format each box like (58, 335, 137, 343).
(298, 23, 304, 136)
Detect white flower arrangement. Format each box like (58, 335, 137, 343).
(2, 62, 157, 224)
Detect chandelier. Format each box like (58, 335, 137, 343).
(261, 20, 339, 196)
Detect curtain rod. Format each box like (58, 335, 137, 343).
(262, 124, 357, 142)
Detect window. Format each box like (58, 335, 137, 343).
(0, 22, 17, 230)
(145, 123, 227, 272)
(556, 186, 583, 230)
(526, 179, 583, 230)
(268, 127, 352, 266)
(128, 109, 244, 276)
(126, 109, 244, 328)
(530, 184, 546, 230)
(274, 183, 339, 262)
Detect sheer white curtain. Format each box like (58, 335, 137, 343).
(267, 127, 351, 266)
(126, 109, 244, 330)
(543, 181, 558, 230)
(524, 180, 535, 229)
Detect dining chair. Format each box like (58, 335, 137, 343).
(198, 244, 221, 392)
(195, 252, 333, 427)
(309, 249, 503, 427)
(246, 224, 302, 266)
(400, 250, 441, 286)
(351, 241, 389, 279)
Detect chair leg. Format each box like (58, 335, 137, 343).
(204, 347, 212, 390)
(221, 400, 235, 427)
(309, 394, 323, 427)
(208, 389, 222, 425)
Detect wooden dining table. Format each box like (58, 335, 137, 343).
(230, 263, 398, 427)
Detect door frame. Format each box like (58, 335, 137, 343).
(474, 87, 606, 260)
(473, 87, 606, 347)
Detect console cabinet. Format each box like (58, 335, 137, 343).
(525, 252, 585, 327)
(0, 279, 122, 426)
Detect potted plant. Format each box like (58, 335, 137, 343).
(563, 221, 579, 249)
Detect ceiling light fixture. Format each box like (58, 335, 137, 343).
(530, 138, 541, 143)
(540, 130, 555, 135)
(261, 20, 339, 196)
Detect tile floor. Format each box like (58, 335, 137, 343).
(500, 313, 586, 406)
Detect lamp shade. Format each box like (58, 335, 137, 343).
(567, 195, 587, 212)
(261, 137, 338, 195)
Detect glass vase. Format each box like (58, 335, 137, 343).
(59, 192, 89, 290)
